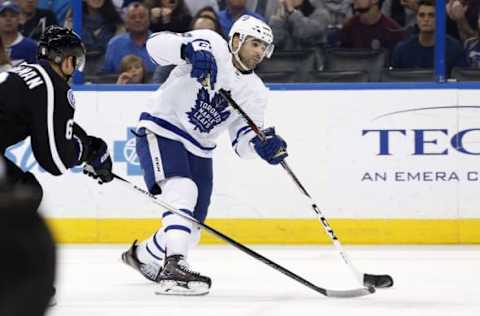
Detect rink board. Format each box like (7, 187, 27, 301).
(5, 86, 480, 243)
(46, 218, 480, 244)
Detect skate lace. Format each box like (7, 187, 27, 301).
(178, 260, 200, 277)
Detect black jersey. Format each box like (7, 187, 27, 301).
(0, 61, 87, 176)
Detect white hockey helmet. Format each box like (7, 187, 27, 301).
(228, 15, 274, 67)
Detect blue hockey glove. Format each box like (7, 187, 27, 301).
(251, 127, 288, 165)
(182, 39, 217, 89)
(82, 136, 113, 184)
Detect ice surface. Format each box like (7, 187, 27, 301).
(46, 245, 480, 316)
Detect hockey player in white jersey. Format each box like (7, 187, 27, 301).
(122, 15, 288, 295)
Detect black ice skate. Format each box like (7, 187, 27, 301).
(121, 240, 162, 282)
(155, 254, 211, 296)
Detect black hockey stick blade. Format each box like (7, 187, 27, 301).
(112, 174, 375, 298)
(364, 273, 394, 288)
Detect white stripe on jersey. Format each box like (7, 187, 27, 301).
(147, 132, 165, 182)
(29, 64, 68, 174)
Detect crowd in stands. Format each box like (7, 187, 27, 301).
(1, 0, 480, 83)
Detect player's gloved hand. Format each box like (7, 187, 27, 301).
(82, 136, 113, 184)
(251, 127, 288, 165)
(181, 39, 217, 89)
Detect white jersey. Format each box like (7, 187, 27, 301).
(139, 30, 268, 159)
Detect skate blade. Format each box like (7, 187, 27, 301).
(154, 280, 210, 296)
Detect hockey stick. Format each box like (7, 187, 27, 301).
(112, 173, 374, 298)
(217, 89, 393, 289)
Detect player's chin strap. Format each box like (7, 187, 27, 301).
(232, 49, 250, 72)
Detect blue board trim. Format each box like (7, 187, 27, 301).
(72, 82, 480, 92)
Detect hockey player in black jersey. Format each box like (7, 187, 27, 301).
(0, 25, 113, 186)
(0, 25, 114, 314)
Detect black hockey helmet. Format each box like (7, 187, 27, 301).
(38, 25, 86, 72)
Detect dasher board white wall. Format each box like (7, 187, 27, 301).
(5, 88, 480, 243)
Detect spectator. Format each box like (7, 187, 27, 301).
(336, 0, 407, 52)
(63, 6, 73, 29)
(269, 0, 330, 50)
(267, 0, 352, 29)
(0, 36, 11, 72)
(80, 0, 124, 55)
(265, 0, 281, 18)
(193, 6, 225, 37)
(114, 0, 139, 9)
(218, 0, 264, 35)
(17, 0, 57, 41)
(240, 0, 267, 15)
(103, 2, 156, 74)
(116, 54, 146, 83)
(0, 2, 37, 65)
(37, 0, 70, 25)
(382, 0, 418, 35)
(463, 13, 480, 67)
(185, 0, 219, 16)
(197, 6, 220, 20)
(322, 0, 353, 29)
(146, 0, 192, 32)
(446, 0, 480, 43)
(219, 0, 259, 11)
(391, 0, 466, 74)
(247, 0, 260, 11)
(192, 15, 219, 32)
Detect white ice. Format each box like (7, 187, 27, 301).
(46, 245, 480, 316)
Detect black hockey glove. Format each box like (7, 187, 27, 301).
(82, 136, 113, 184)
(181, 39, 217, 89)
(251, 127, 288, 165)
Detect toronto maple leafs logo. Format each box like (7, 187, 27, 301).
(186, 88, 231, 133)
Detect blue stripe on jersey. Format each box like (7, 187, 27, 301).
(162, 208, 194, 218)
(231, 126, 253, 147)
(146, 244, 163, 260)
(140, 113, 216, 151)
(162, 211, 173, 218)
(153, 232, 166, 254)
(164, 225, 192, 234)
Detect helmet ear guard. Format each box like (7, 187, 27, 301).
(38, 45, 62, 65)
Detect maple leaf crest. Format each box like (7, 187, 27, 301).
(186, 88, 231, 133)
